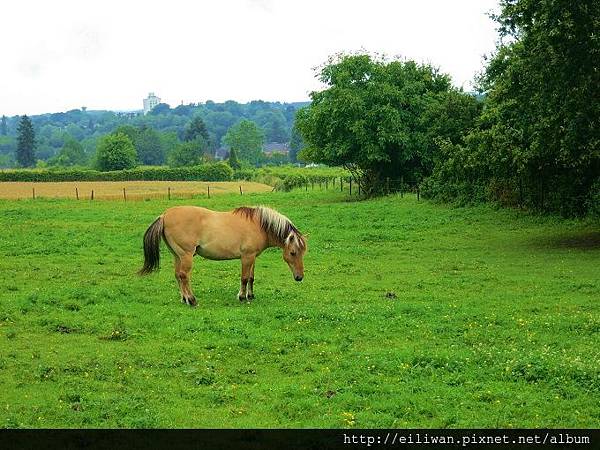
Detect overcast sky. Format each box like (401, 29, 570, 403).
(1, 0, 499, 116)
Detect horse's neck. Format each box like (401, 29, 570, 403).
(265, 234, 284, 250)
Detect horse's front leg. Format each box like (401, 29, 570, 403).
(238, 254, 255, 302)
(247, 261, 256, 300)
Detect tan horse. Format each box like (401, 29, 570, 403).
(139, 205, 306, 306)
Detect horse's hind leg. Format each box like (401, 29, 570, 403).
(176, 252, 197, 307)
(238, 254, 255, 302)
(173, 257, 186, 304)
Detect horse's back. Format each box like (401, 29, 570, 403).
(161, 206, 265, 258)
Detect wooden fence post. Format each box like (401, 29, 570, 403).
(207, 185, 210, 199)
(239, 185, 243, 195)
(32, 188, 35, 199)
(349, 178, 352, 196)
(91, 190, 94, 200)
(340, 178, 343, 192)
(168, 187, 171, 200)
(123, 187, 126, 201)
(400, 176, 404, 198)
(76, 187, 79, 200)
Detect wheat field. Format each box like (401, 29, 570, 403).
(0, 181, 272, 200)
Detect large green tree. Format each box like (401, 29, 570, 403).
(222, 119, 264, 166)
(94, 133, 137, 171)
(295, 53, 477, 195)
(16, 115, 36, 167)
(432, 0, 600, 216)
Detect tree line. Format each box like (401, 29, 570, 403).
(1, 100, 307, 169)
(296, 0, 599, 217)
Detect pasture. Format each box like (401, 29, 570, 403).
(0, 190, 598, 428)
(0, 180, 272, 201)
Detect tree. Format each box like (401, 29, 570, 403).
(0, 115, 7, 136)
(289, 125, 305, 163)
(16, 115, 36, 167)
(222, 119, 264, 166)
(135, 126, 165, 165)
(254, 110, 289, 142)
(50, 137, 87, 166)
(227, 146, 241, 170)
(184, 116, 210, 143)
(95, 132, 137, 171)
(295, 53, 465, 195)
(168, 138, 208, 167)
(429, 0, 600, 216)
(114, 125, 138, 143)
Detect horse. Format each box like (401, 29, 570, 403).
(138, 205, 307, 306)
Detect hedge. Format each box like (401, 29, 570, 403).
(232, 165, 350, 190)
(0, 162, 234, 182)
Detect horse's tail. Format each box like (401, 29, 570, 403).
(138, 215, 164, 275)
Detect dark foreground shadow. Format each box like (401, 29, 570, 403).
(530, 231, 600, 250)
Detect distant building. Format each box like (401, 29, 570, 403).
(263, 142, 289, 156)
(215, 146, 229, 160)
(143, 92, 161, 114)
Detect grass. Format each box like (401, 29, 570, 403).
(0, 189, 598, 428)
(0, 180, 271, 200)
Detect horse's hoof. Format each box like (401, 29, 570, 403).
(238, 295, 246, 302)
(187, 296, 197, 307)
(247, 294, 255, 301)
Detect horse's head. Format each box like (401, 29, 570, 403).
(283, 232, 306, 282)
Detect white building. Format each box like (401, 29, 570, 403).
(143, 92, 161, 114)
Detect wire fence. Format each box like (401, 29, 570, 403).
(14, 184, 253, 202)
(294, 177, 422, 200)
(13, 178, 422, 201)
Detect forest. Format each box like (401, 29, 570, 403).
(0, 100, 307, 168)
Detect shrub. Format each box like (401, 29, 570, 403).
(277, 174, 308, 191)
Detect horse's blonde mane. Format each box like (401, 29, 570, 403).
(233, 206, 305, 248)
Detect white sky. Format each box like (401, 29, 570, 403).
(0, 0, 499, 116)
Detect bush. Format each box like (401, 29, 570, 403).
(585, 179, 600, 219)
(232, 165, 348, 189)
(277, 174, 308, 191)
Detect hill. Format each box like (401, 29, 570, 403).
(0, 100, 309, 166)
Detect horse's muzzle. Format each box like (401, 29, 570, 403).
(295, 275, 303, 282)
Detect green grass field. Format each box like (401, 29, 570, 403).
(0, 190, 598, 428)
